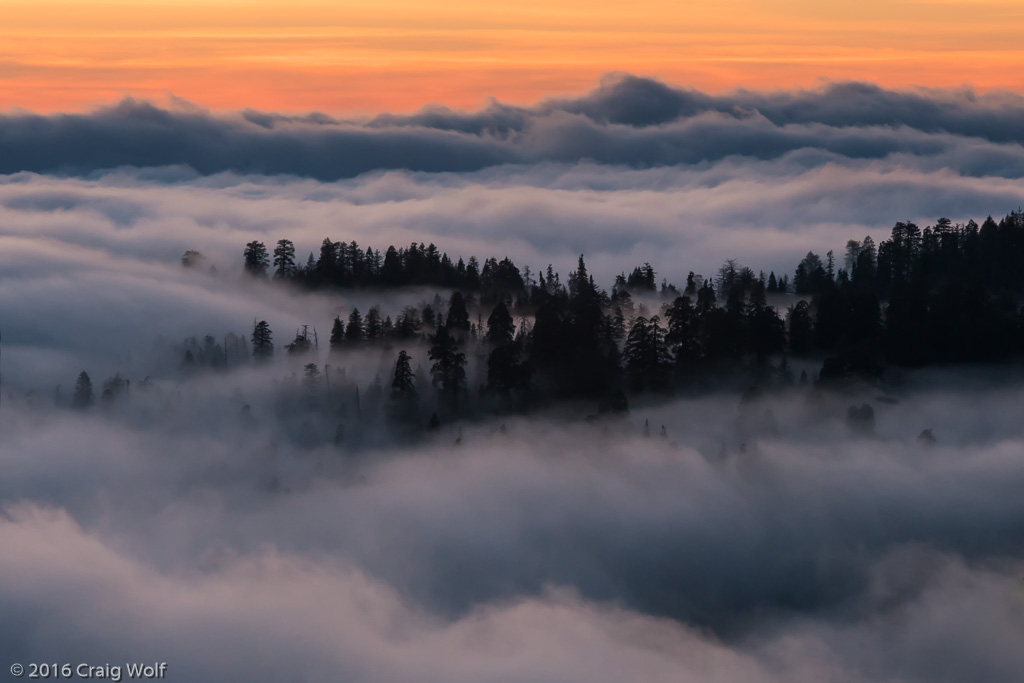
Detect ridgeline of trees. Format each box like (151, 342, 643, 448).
(69, 211, 1024, 438)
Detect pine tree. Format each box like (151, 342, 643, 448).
(685, 271, 698, 296)
(485, 301, 515, 346)
(302, 363, 321, 395)
(787, 301, 814, 354)
(364, 306, 384, 340)
(391, 350, 417, 399)
(446, 292, 471, 334)
(72, 371, 94, 409)
(345, 308, 365, 344)
(285, 325, 313, 355)
(329, 316, 345, 352)
(251, 320, 274, 361)
(428, 324, 467, 407)
(394, 306, 423, 339)
(273, 239, 297, 279)
(623, 316, 671, 391)
(243, 241, 270, 277)
(487, 343, 530, 398)
(746, 282, 786, 361)
(665, 296, 700, 369)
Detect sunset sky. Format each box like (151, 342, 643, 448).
(5, 0, 1024, 113)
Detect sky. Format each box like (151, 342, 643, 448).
(5, 0, 1024, 113)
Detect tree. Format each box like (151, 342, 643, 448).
(345, 308, 365, 345)
(623, 315, 671, 392)
(746, 282, 786, 361)
(251, 320, 274, 361)
(273, 239, 297, 279)
(364, 306, 384, 340)
(181, 250, 206, 268)
(285, 325, 313, 355)
(446, 292, 471, 333)
(302, 363, 321, 394)
(665, 296, 700, 370)
(787, 301, 814, 354)
(428, 324, 467, 407)
(530, 299, 566, 367)
(329, 316, 345, 353)
(685, 272, 698, 295)
(315, 238, 337, 285)
(101, 372, 129, 407)
(486, 301, 515, 345)
(394, 306, 423, 340)
(388, 350, 419, 424)
(844, 239, 862, 274)
(72, 371, 94, 409)
(391, 350, 417, 399)
(487, 343, 530, 399)
(243, 241, 270, 277)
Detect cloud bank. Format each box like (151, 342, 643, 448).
(3, 391, 1024, 682)
(5, 74, 1024, 180)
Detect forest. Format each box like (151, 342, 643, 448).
(67, 210, 1024, 444)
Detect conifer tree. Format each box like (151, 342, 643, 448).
(272, 239, 297, 279)
(446, 292, 471, 333)
(428, 324, 467, 407)
(251, 320, 274, 361)
(345, 308, 365, 344)
(243, 241, 270, 277)
(391, 350, 417, 399)
(72, 371, 94, 409)
(485, 301, 515, 346)
(329, 316, 345, 353)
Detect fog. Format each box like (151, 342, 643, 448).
(3, 75, 1024, 681)
(3, 381, 1024, 682)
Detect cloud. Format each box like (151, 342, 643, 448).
(3, 393, 1024, 681)
(4, 75, 1024, 180)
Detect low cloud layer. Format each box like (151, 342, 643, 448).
(5, 75, 1024, 180)
(3, 389, 1024, 682)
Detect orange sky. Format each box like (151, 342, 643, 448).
(3, 0, 1024, 114)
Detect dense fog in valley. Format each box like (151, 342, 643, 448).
(3, 76, 1024, 681)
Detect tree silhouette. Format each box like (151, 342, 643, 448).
(329, 316, 345, 353)
(273, 239, 297, 279)
(243, 241, 270, 277)
(623, 315, 671, 391)
(285, 325, 313, 355)
(181, 250, 206, 268)
(393, 306, 423, 340)
(391, 350, 417, 399)
(214, 208, 1024, 416)
(251, 320, 274, 361)
(345, 308, 365, 345)
(485, 301, 515, 346)
(364, 306, 384, 340)
(446, 292, 471, 334)
(429, 324, 467, 409)
(302, 363, 321, 395)
(72, 371, 94, 409)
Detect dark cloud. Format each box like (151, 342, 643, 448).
(4, 75, 1024, 180)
